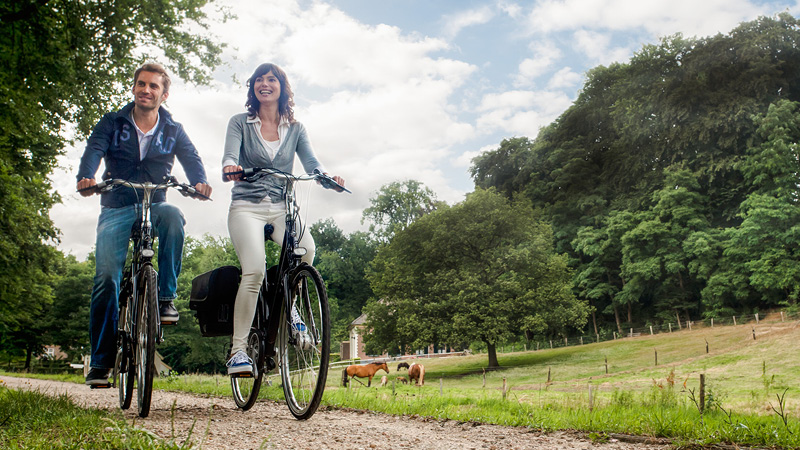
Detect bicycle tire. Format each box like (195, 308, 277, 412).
(116, 324, 134, 409)
(279, 264, 330, 420)
(136, 265, 158, 418)
(231, 327, 265, 410)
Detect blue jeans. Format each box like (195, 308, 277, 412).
(89, 202, 185, 369)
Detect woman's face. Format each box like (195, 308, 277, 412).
(253, 71, 281, 105)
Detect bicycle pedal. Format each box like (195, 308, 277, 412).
(231, 372, 254, 378)
(89, 383, 112, 389)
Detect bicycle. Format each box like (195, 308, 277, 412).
(80, 176, 209, 418)
(227, 167, 348, 419)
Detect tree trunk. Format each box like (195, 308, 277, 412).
(486, 341, 500, 368)
(676, 309, 682, 329)
(627, 302, 632, 324)
(24, 345, 33, 372)
(613, 305, 622, 334)
(589, 298, 598, 335)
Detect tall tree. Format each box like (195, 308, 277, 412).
(361, 180, 445, 243)
(0, 0, 226, 361)
(366, 188, 587, 367)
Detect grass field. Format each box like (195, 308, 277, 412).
(4, 313, 800, 448)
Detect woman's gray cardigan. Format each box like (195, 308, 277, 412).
(222, 113, 324, 203)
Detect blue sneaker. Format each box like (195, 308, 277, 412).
(290, 306, 312, 350)
(226, 350, 253, 375)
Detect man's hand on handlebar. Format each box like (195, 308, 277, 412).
(77, 178, 98, 196)
(194, 183, 213, 200)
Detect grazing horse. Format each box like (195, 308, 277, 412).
(408, 363, 425, 386)
(380, 375, 388, 387)
(396, 376, 408, 384)
(343, 362, 389, 387)
(397, 362, 410, 371)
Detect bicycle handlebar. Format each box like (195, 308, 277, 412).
(77, 176, 212, 200)
(227, 167, 351, 193)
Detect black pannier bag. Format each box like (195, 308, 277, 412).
(189, 266, 241, 337)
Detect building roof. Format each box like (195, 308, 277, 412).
(347, 313, 368, 330)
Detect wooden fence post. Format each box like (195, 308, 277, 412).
(733, 316, 737, 326)
(482, 368, 486, 388)
(669, 323, 672, 333)
(688, 321, 692, 331)
(547, 367, 551, 383)
(752, 327, 757, 340)
(699, 374, 706, 413)
(755, 313, 759, 324)
(781, 311, 785, 322)
(440, 378, 443, 396)
(502, 377, 507, 400)
(392, 379, 396, 395)
(711, 318, 714, 328)
(654, 349, 658, 366)
(650, 325, 653, 335)
(605, 356, 608, 374)
(589, 383, 594, 411)
(705, 339, 709, 354)
(580, 336, 583, 345)
(630, 327, 633, 337)
(549, 340, 553, 349)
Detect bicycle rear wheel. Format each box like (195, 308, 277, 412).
(279, 264, 330, 420)
(231, 327, 265, 410)
(136, 265, 158, 418)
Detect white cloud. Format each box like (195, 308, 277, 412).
(527, 0, 765, 38)
(476, 89, 572, 137)
(442, 6, 495, 39)
(514, 41, 562, 86)
(573, 30, 632, 65)
(547, 66, 583, 89)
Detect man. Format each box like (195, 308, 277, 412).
(76, 62, 212, 386)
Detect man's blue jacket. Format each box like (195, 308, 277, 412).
(77, 102, 208, 208)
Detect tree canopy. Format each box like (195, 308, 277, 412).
(364, 188, 587, 367)
(471, 13, 800, 331)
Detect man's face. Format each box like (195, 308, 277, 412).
(132, 71, 169, 111)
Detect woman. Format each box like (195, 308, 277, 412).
(222, 63, 344, 374)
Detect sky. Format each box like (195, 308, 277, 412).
(51, 0, 800, 259)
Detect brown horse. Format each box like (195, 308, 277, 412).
(408, 363, 425, 386)
(342, 362, 389, 387)
(396, 361, 410, 371)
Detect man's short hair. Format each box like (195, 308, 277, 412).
(133, 62, 172, 93)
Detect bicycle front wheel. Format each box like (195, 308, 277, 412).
(279, 264, 330, 420)
(116, 329, 134, 410)
(136, 265, 158, 418)
(231, 327, 265, 410)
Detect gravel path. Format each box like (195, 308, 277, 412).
(1, 375, 672, 450)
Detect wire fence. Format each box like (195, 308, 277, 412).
(492, 308, 798, 354)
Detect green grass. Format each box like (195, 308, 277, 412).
(0, 385, 191, 449)
(4, 314, 800, 448)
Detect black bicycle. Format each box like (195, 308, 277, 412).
(81, 176, 208, 417)
(228, 167, 348, 419)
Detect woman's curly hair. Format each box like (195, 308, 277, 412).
(245, 63, 295, 123)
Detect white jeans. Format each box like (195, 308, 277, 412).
(228, 204, 315, 355)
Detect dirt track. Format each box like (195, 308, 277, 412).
(1, 375, 672, 450)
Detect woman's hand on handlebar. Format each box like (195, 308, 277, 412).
(77, 178, 98, 196)
(223, 165, 243, 182)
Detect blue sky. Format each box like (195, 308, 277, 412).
(53, 0, 800, 258)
